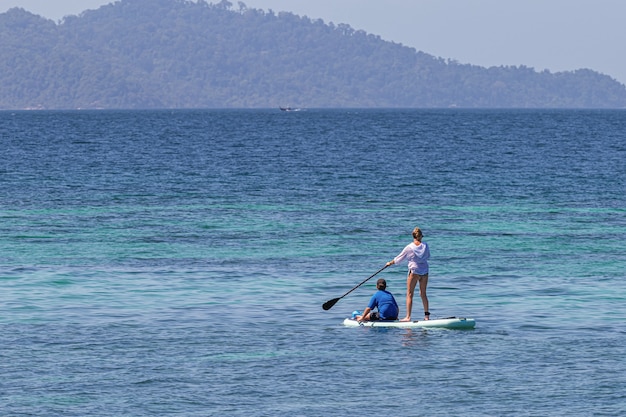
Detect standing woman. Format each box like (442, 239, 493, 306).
(386, 227, 430, 321)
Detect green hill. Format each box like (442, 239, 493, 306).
(1, 0, 625, 109)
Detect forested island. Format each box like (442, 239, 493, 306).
(2, 0, 626, 109)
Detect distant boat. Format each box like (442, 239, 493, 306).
(279, 106, 301, 112)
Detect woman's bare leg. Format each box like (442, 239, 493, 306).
(400, 272, 419, 321)
(418, 274, 429, 320)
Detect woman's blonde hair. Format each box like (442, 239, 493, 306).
(412, 227, 423, 240)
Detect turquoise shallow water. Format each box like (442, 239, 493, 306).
(1, 109, 625, 416)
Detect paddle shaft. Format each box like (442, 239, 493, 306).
(322, 264, 388, 310)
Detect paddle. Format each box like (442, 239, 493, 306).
(322, 264, 388, 310)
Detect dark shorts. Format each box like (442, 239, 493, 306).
(371, 312, 397, 321)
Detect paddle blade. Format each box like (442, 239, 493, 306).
(322, 297, 340, 310)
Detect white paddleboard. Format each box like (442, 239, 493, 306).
(343, 316, 475, 329)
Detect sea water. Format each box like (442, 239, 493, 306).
(1, 109, 625, 416)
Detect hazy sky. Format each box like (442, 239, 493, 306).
(2, 0, 625, 85)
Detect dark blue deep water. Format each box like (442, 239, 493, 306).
(1, 109, 625, 416)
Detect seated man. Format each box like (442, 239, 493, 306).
(355, 278, 399, 321)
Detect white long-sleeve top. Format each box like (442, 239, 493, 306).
(393, 241, 430, 275)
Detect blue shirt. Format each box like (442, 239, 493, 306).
(368, 290, 399, 320)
